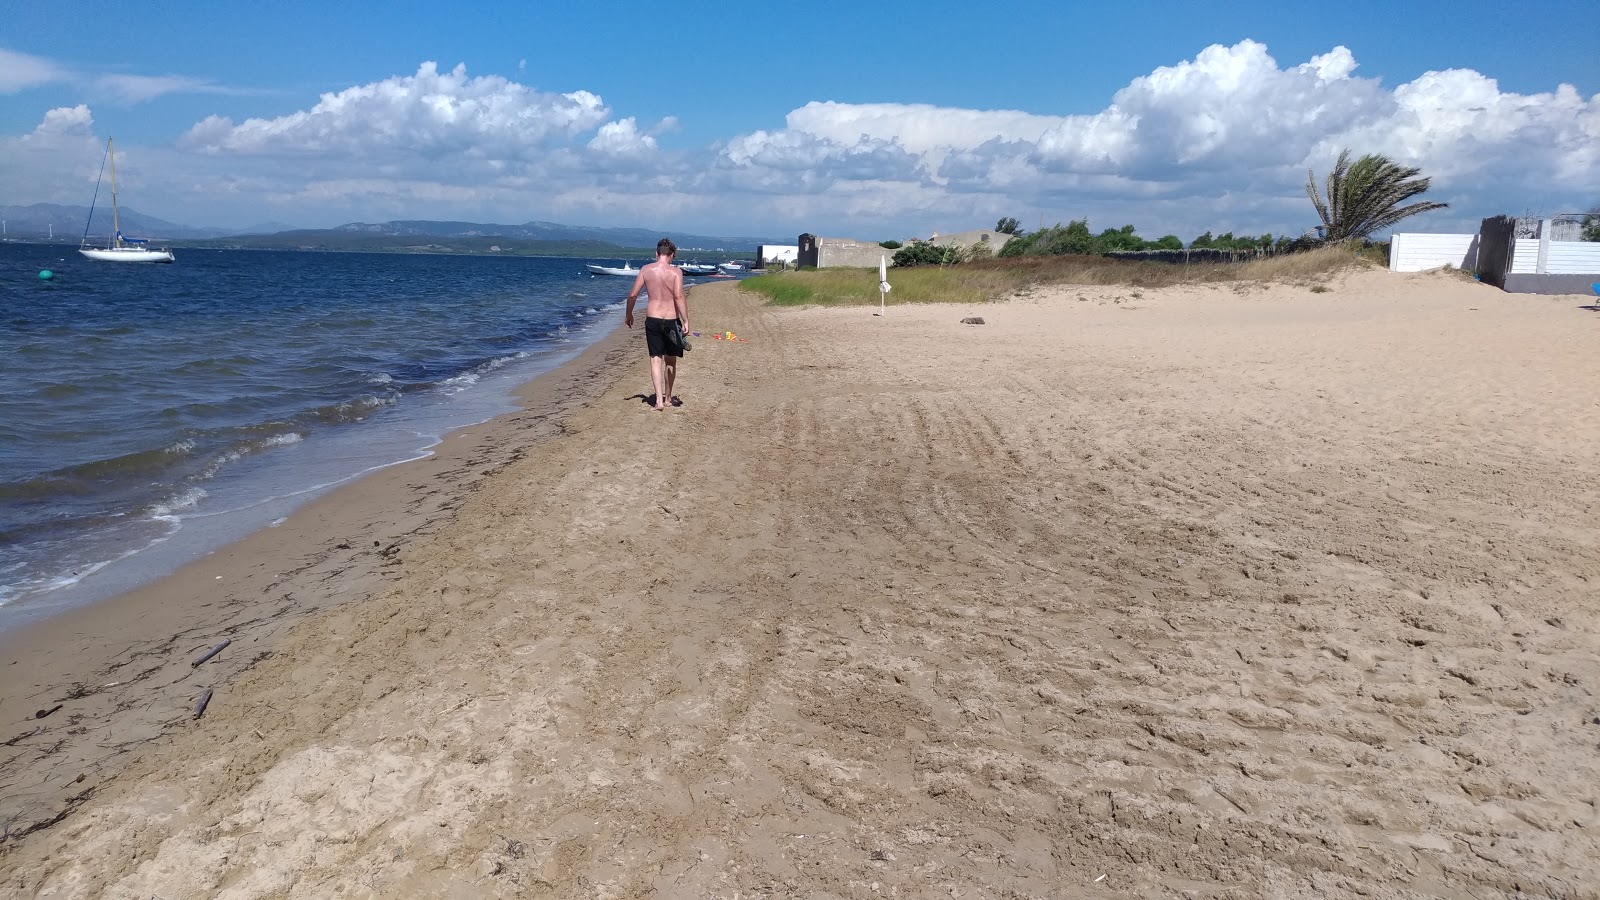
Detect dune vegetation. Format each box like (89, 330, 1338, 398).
(742, 243, 1377, 307)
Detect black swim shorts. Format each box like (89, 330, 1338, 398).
(645, 316, 681, 358)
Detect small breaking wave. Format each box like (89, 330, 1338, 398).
(303, 394, 397, 426)
(148, 487, 207, 519)
(197, 431, 306, 480)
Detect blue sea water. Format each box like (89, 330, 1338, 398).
(0, 244, 638, 629)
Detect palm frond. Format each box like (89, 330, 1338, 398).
(1306, 149, 1447, 241)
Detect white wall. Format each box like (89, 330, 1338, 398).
(1390, 233, 1477, 272)
(1510, 238, 1600, 275)
(758, 244, 799, 264)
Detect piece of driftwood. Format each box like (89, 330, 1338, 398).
(193, 688, 214, 720)
(961, 316, 986, 325)
(4, 727, 42, 746)
(33, 705, 63, 720)
(192, 638, 231, 668)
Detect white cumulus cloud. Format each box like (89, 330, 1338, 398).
(0, 106, 106, 206)
(786, 101, 1065, 155)
(3, 42, 1592, 240)
(179, 62, 610, 162)
(588, 117, 657, 157)
(715, 40, 1598, 238)
(27, 104, 94, 140)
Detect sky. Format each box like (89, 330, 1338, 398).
(1, 0, 1596, 242)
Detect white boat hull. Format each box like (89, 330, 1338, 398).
(586, 264, 638, 277)
(80, 247, 176, 263)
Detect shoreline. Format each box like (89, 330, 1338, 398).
(4, 272, 1598, 896)
(0, 309, 639, 841)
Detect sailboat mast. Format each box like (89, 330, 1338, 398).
(107, 138, 122, 249)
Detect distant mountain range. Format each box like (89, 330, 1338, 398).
(1, 203, 235, 240)
(0, 205, 783, 255)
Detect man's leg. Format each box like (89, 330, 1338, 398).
(650, 355, 667, 410)
(663, 355, 678, 406)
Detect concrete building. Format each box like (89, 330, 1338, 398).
(796, 228, 1020, 268)
(928, 228, 1017, 258)
(797, 234, 894, 269)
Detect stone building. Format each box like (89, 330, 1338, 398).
(797, 234, 895, 269)
(928, 228, 1016, 258)
(796, 228, 1019, 268)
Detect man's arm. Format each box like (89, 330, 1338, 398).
(672, 269, 688, 332)
(624, 271, 645, 328)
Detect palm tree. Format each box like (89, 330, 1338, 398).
(1306, 150, 1448, 241)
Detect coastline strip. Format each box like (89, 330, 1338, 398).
(0, 313, 637, 842)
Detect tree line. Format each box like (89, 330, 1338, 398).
(894, 149, 1452, 267)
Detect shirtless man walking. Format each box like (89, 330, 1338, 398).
(624, 238, 689, 411)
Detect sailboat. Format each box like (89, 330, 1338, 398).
(79, 138, 175, 263)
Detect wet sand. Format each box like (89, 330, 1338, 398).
(3, 270, 1598, 898)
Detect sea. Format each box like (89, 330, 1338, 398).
(0, 243, 649, 631)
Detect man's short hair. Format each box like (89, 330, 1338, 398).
(657, 238, 677, 257)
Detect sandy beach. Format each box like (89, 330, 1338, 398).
(3, 268, 1599, 898)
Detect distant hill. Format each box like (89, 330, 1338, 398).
(321, 220, 778, 253)
(0, 204, 229, 240)
(1, 206, 784, 257)
(186, 231, 660, 259)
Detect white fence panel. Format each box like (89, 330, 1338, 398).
(1510, 239, 1540, 273)
(1544, 242, 1600, 274)
(1511, 239, 1600, 274)
(1390, 233, 1477, 272)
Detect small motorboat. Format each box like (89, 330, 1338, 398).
(717, 261, 747, 274)
(679, 263, 718, 276)
(586, 261, 638, 277)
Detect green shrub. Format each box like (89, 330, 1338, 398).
(879, 240, 902, 249)
(892, 240, 966, 267)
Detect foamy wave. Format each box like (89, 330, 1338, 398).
(149, 487, 207, 519)
(438, 372, 480, 393)
(0, 522, 182, 607)
(340, 395, 395, 415)
(479, 352, 529, 373)
(0, 561, 112, 605)
(366, 372, 394, 385)
(164, 439, 197, 456)
(199, 431, 307, 480)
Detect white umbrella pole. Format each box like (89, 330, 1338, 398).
(878, 255, 891, 315)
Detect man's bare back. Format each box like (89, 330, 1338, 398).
(637, 260, 684, 321)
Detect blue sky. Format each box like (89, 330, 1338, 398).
(2, 0, 1595, 241)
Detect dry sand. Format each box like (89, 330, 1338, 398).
(2, 268, 1598, 898)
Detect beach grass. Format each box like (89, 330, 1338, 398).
(742, 244, 1375, 307)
